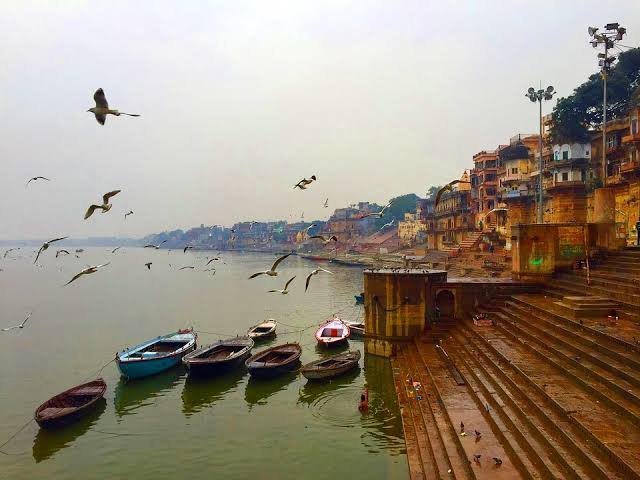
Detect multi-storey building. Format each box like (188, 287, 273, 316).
(428, 171, 474, 249)
(470, 149, 500, 229)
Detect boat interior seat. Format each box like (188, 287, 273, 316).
(39, 407, 76, 418)
(69, 387, 103, 396)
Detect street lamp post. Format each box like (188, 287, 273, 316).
(525, 85, 556, 224)
(588, 23, 627, 182)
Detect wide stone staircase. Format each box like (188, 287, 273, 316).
(393, 250, 640, 479)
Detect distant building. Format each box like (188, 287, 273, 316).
(470, 149, 500, 229)
(429, 171, 474, 249)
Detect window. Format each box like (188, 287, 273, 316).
(511, 167, 518, 174)
(554, 173, 558, 183)
(554, 151, 560, 160)
(632, 118, 638, 135)
(562, 172, 569, 181)
(585, 150, 589, 156)
(607, 135, 617, 149)
(562, 150, 569, 160)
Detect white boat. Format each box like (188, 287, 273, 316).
(315, 318, 350, 347)
(247, 319, 277, 339)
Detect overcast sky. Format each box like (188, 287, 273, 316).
(1, 1, 638, 240)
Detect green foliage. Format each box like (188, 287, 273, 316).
(550, 47, 640, 144)
(426, 185, 442, 200)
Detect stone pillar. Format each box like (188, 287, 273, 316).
(593, 187, 616, 223)
(363, 269, 447, 357)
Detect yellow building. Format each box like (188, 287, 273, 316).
(398, 212, 427, 245)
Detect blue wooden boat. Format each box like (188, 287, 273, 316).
(116, 329, 197, 379)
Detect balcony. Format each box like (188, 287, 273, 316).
(621, 160, 640, 174)
(501, 173, 528, 183)
(622, 132, 640, 144)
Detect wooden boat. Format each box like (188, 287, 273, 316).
(116, 329, 197, 379)
(301, 350, 361, 380)
(247, 319, 277, 339)
(245, 342, 302, 378)
(34, 378, 107, 429)
(183, 336, 254, 375)
(315, 318, 350, 347)
(344, 321, 365, 337)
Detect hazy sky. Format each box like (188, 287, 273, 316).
(1, 1, 638, 239)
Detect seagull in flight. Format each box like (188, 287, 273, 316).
(268, 276, 296, 294)
(293, 175, 316, 190)
(380, 219, 396, 230)
(124, 210, 134, 220)
(309, 235, 338, 245)
(305, 268, 332, 292)
(179, 266, 195, 270)
(4, 248, 20, 258)
(84, 190, 121, 219)
(145, 262, 152, 270)
(34, 236, 68, 264)
(248, 252, 292, 279)
(361, 202, 392, 219)
(87, 88, 140, 125)
(144, 240, 168, 249)
(301, 223, 317, 233)
(65, 263, 109, 286)
(55, 249, 70, 258)
(205, 257, 220, 266)
(183, 246, 193, 253)
(434, 179, 471, 207)
(323, 198, 329, 208)
(26, 176, 50, 187)
(1, 313, 32, 332)
(111, 246, 122, 254)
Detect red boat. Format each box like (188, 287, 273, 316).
(315, 318, 350, 347)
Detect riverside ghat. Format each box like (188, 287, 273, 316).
(361, 222, 640, 480)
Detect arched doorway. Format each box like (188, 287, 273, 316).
(436, 290, 455, 318)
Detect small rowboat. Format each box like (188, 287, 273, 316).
(245, 342, 302, 378)
(344, 321, 365, 337)
(116, 329, 197, 379)
(183, 336, 254, 376)
(315, 318, 350, 347)
(35, 378, 107, 428)
(247, 319, 277, 339)
(301, 350, 361, 380)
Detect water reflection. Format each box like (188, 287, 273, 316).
(114, 367, 185, 419)
(182, 369, 245, 416)
(244, 371, 299, 409)
(32, 398, 107, 463)
(314, 341, 350, 355)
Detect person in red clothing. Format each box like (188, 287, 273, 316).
(358, 385, 369, 411)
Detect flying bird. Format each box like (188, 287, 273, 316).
(65, 263, 109, 286)
(309, 235, 338, 245)
(84, 190, 121, 219)
(380, 219, 396, 230)
(293, 175, 316, 190)
(87, 88, 140, 125)
(183, 246, 193, 253)
(301, 223, 317, 233)
(1, 312, 32, 332)
(111, 246, 122, 254)
(361, 202, 392, 218)
(179, 266, 195, 270)
(268, 276, 296, 294)
(4, 247, 20, 258)
(144, 240, 168, 249)
(55, 249, 70, 258)
(305, 267, 333, 292)
(124, 210, 134, 220)
(205, 257, 220, 266)
(34, 236, 68, 264)
(434, 179, 471, 206)
(248, 252, 292, 279)
(26, 176, 50, 187)
(323, 198, 329, 208)
(145, 262, 152, 270)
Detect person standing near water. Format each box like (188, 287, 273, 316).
(359, 385, 369, 411)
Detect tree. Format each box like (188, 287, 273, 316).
(426, 185, 442, 200)
(550, 46, 640, 144)
(374, 193, 420, 229)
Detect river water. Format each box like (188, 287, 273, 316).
(0, 248, 406, 479)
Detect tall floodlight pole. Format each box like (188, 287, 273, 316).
(588, 23, 626, 182)
(526, 85, 556, 224)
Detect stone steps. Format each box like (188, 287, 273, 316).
(458, 323, 640, 478)
(453, 326, 623, 479)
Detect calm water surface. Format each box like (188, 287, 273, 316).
(0, 248, 407, 479)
